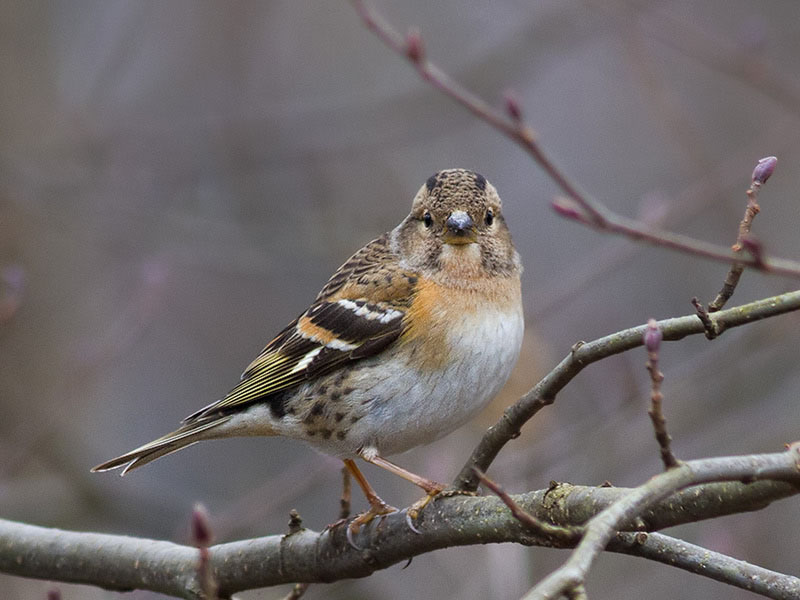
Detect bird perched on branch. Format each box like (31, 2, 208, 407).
(93, 168, 524, 538)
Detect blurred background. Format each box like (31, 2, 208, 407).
(2, 0, 800, 598)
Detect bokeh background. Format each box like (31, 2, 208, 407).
(2, 1, 800, 598)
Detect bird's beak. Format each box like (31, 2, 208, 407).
(443, 211, 477, 245)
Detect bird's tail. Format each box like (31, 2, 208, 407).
(91, 415, 233, 475)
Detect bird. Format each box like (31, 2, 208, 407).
(93, 168, 524, 537)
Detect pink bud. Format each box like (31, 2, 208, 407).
(405, 27, 424, 63)
(751, 156, 777, 185)
(503, 89, 523, 121)
(191, 503, 213, 548)
(644, 318, 662, 352)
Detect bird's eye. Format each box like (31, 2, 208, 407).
(423, 211, 433, 228)
(485, 209, 494, 226)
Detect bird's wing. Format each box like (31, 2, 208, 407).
(186, 234, 418, 421)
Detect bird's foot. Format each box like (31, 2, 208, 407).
(404, 481, 447, 533)
(346, 499, 398, 550)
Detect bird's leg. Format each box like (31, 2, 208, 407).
(358, 449, 446, 521)
(339, 465, 352, 521)
(343, 458, 397, 539)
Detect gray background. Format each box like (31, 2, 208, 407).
(2, 1, 800, 598)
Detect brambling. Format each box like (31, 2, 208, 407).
(93, 168, 524, 537)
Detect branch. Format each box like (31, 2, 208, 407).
(1, 461, 798, 598)
(352, 0, 800, 278)
(453, 289, 800, 492)
(643, 318, 679, 470)
(474, 469, 581, 542)
(708, 156, 777, 311)
(611, 532, 800, 600)
(190, 503, 218, 600)
(523, 442, 800, 600)
(479, 482, 800, 600)
(10, 289, 792, 599)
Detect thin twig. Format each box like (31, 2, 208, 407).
(351, 0, 800, 278)
(643, 319, 679, 470)
(191, 504, 218, 600)
(709, 156, 777, 311)
(474, 468, 580, 542)
(283, 511, 310, 600)
(690, 296, 717, 339)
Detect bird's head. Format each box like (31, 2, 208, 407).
(393, 169, 520, 282)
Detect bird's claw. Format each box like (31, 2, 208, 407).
(404, 509, 423, 534)
(404, 487, 445, 534)
(345, 503, 398, 550)
(346, 521, 363, 550)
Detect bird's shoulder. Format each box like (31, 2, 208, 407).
(316, 233, 420, 307)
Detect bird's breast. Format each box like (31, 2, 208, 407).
(399, 273, 522, 370)
(354, 275, 524, 455)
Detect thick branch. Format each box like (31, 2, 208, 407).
(453, 289, 800, 492)
(1, 464, 797, 598)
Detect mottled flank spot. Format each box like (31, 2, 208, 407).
(330, 392, 341, 402)
(342, 387, 355, 395)
(425, 174, 438, 192)
(335, 412, 345, 422)
(406, 275, 418, 285)
(385, 274, 392, 283)
(311, 402, 324, 416)
(336, 431, 347, 440)
(268, 394, 286, 419)
(306, 430, 316, 437)
(474, 172, 486, 191)
(317, 386, 327, 395)
(350, 415, 361, 423)
(320, 428, 332, 439)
